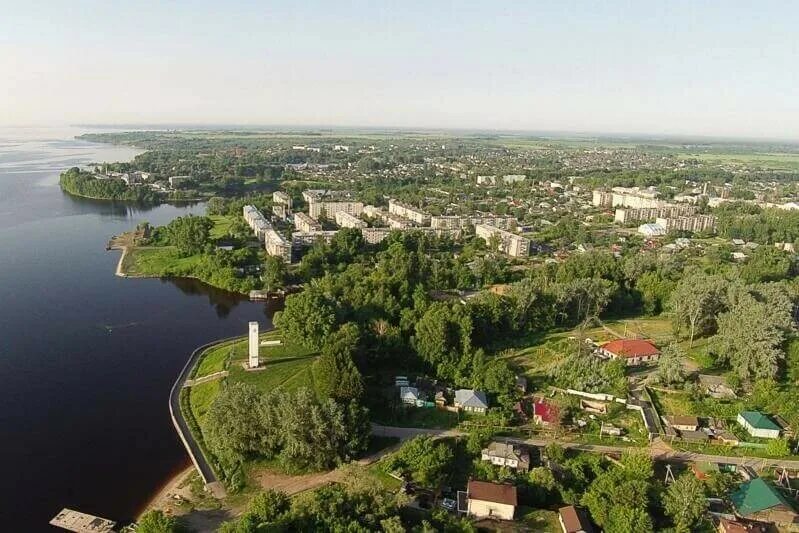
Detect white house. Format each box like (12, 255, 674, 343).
(737, 411, 781, 439)
(464, 480, 517, 521)
(400, 386, 420, 405)
(480, 442, 530, 471)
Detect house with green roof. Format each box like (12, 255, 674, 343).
(730, 478, 798, 526)
(737, 411, 781, 439)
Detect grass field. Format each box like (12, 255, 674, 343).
(122, 246, 203, 276)
(188, 380, 221, 424)
(518, 508, 561, 532)
(195, 341, 236, 378)
(208, 215, 236, 239)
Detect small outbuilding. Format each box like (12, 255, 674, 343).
(558, 505, 594, 533)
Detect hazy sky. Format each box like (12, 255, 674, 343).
(2, 1, 798, 138)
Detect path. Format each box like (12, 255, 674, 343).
(169, 336, 246, 499)
(184, 371, 228, 387)
(372, 425, 799, 470)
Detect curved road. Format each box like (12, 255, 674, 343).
(168, 335, 243, 498)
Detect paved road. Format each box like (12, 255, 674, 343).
(169, 336, 243, 498)
(372, 424, 799, 471)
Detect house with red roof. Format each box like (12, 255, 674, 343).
(532, 399, 559, 426)
(596, 338, 660, 366)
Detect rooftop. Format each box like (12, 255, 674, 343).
(467, 480, 518, 506)
(601, 338, 660, 358)
(739, 411, 781, 431)
(731, 478, 794, 517)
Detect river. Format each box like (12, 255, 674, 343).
(0, 127, 276, 531)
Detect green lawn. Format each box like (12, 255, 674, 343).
(518, 507, 561, 532)
(208, 215, 236, 239)
(189, 380, 221, 424)
(122, 246, 203, 276)
(195, 341, 236, 377)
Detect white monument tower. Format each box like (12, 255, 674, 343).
(248, 321, 259, 368)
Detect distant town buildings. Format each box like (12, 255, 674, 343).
(309, 201, 364, 220)
(594, 187, 662, 209)
(638, 223, 667, 237)
(243, 204, 292, 263)
(273, 191, 292, 210)
(475, 224, 530, 257)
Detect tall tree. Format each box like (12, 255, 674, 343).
(663, 473, 708, 532)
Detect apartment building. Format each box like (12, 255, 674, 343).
(294, 212, 322, 232)
(273, 191, 292, 210)
(475, 224, 530, 257)
(655, 215, 717, 233)
(430, 214, 517, 230)
(610, 187, 663, 209)
(335, 211, 367, 229)
(264, 228, 292, 262)
(291, 231, 338, 247)
(614, 204, 699, 224)
(592, 190, 613, 208)
(361, 227, 392, 244)
(388, 199, 430, 225)
(309, 201, 364, 220)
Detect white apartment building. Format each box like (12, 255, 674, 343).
(264, 228, 292, 263)
(335, 211, 367, 229)
(294, 212, 322, 232)
(273, 191, 292, 210)
(475, 224, 530, 257)
(614, 204, 699, 224)
(655, 215, 717, 233)
(309, 201, 364, 220)
(361, 227, 392, 244)
(502, 174, 526, 184)
(291, 231, 338, 247)
(592, 190, 613, 207)
(388, 199, 430, 225)
(430, 214, 517, 231)
(610, 187, 663, 209)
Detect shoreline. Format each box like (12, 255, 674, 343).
(138, 465, 195, 518)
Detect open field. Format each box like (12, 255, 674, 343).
(678, 151, 799, 170)
(208, 215, 236, 239)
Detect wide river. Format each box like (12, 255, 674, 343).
(0, 127, 275, 531)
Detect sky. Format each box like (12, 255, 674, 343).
(1, 1, 798, 139)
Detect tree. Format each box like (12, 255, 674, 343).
(712, 292, 791, 383)
(740, 246, 792, 284)
(582, 452, 653, 528)
(653, 343, 687, 387)
(670, 273, 727, 347)
(556, 278, 617, 325)
(248, 489, 290, 523)
(262, 255, 286, 293)
(164, 215, 214, 256)
(274, 289, 337, 349)
(384, 436, 454, 490)
(137, 510, 183, 533)
(413, 303, 472, 380)
(313, 323, 364, 402)
(766, 437, 791, 458)
(604, 506, 653, 533)
(663, 473, 708, 532)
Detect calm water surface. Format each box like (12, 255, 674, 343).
(0, 127, 273, 531)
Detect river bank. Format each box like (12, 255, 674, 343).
(110, 231, 253, 296)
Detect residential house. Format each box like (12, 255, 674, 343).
(665, 415, 699, 432)
(454, 389, 489, 414)
(400, 386, 420, 405)
(558, 505, 594, 533)
(737, 411, 781, 439)
(464, 480, 517, 521)
(596, 339, 661, 366)
(730, 478, 799, 526)
(480, 442, 530, 472)
(533, 399, 559, 426)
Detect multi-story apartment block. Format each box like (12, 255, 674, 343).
(294, 212, 322, 232)
(610, 187, 663, 209)
(273, 191, 292, 210)
(614, 204, 699, 224)
(335, 211, 367, 229)
(291, 231, 339, 247)
(475, 224, 530, 257)
(430, 214, 517, 231)
(388, 199, 430, 225)
(655, 215, 717, 233)
(361, 227, 392, 244)
(264, 228, 292, 263)
(309, 201, 364, 220)
(592, 190, 613, 207)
